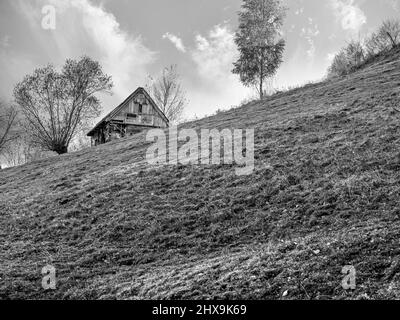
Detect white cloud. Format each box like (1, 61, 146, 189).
(306, 39, 316, 60)
(295, 7, 304, 15)
(326, 52, 337, 63)
(330, 0, 367, 32)
(0, 35, 10, 48)
(389, 0, 400, 13)
(300, 18, 320, 60)
(0, 50, 36, 99)
(186, 24, 251, 117)
(56, 0, 156, 99)
(162, 32, 186, 53)
(191, 24, 238, 83)
(12, 0, 156, 102)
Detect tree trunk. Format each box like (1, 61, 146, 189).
(259, 50, 264, 100)
(54, 145, 68, 154)
(386, 32, 397, 48)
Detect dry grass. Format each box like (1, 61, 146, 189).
(1, 48, 400, 300)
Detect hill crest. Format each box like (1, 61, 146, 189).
(1, 48, 400, 299)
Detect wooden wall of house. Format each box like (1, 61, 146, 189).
(90, 91, 168, 146)
(114, 93, 167, 128)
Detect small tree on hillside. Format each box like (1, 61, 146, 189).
(380, 19, 400, 48)
(2, 133, 58, 167)
(365, 19, 400, 57)
(328, 50, 350, 77)
(146, 65, 187, 123)
(69, 126, 92, 152)
(233, 0, 286, 99)
(328, 40, 364, 77)
(328, 19, 400, 78)
(345, 40, 365, 66)
(13, 56, 113, 154)
(2, 136, 30, 167)
(0, 102, 17, 154)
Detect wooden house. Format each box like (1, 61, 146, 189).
(87, 87, 169, 146)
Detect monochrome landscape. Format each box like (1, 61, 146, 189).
(1, 0, 400, 302)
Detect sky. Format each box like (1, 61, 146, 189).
(0, 0, 399, 121)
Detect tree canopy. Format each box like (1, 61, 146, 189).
(13, 56, 112, 154)
(0, 102, 17, 154)
(233, 0, 286, 99)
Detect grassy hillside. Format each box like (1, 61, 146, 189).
(1, 48, 400, 300)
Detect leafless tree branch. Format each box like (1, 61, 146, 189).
(146, 65, 187, 123)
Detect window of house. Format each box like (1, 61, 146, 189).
(138, 104, 143, 114)
(127, 113, 137, 118)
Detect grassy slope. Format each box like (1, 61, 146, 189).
(1, 49, 400, 300)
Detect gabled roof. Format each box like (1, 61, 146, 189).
(87, 87, 169, 136)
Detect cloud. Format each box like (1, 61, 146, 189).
(295, 7, 304, 15)
(0, 50, 36, 100)
(389, 0, 400, 13)
(305, 40, 316, 60)
(185, 24, 251, 117)
(329, 0, 367, 32)
(191, 24, 238, 84)
(54, 0, 156, 98)
(9, 0, 156, 103)
(0, 35, 10, 48)
(300, 18, 320, 60)
(162, 32, 186, 53)
(326, 52, 337, 63)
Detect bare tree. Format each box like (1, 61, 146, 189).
(13, 56, 113, 154)
(328, 40, 365, 77)
(328, 19, 400, 77)
(69, 127, 92, 152)
(328, 50, 349, 77)
(345, 40, 365, 66)
(1, 132, 57, 167)
(2, 136, 29, 167)
(0, 102, 17, 154)
(146, 65, 187, 123)
(365, 19, 400, 57)
(380, 19, 400, 48)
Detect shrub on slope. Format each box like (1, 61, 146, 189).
(328, 19, 400, 77)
